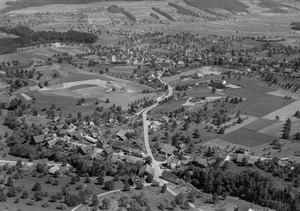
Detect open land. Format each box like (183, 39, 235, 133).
(1, 0, 300, 211)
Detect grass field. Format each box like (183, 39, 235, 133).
(0, 170, 123, 211)
(220, 128, 277, 147)
(224, 78, 294, 117)
(243, 118, 276, 131)
(262, 100, 300, 121)
(0, 45, 89, 65)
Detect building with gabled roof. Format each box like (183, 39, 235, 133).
(139, 164, 155, 176)
(160, 144, 177, 158)
(32, 135, 46, 144)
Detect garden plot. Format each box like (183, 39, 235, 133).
(262, 100, 300, 120)
(243, 118, 276, 131)
(267, 89, 300, 100)
(20, 93, 32, 101)
(221, 128, 277, 147)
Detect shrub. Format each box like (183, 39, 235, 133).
(26, 200, 35, 206)
(41, 202, 50, 208)
(56, 204, 67, 210)
(52, 180, 59, 185)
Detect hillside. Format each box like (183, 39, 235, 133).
(2, 0, 163, 13)
(183, 0, 249, 14)
(258, 0, 300, 11)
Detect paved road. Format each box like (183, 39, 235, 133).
(0, 159, 62, 167)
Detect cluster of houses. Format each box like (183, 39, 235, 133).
(30, 118, 147, 164)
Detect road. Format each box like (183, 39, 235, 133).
(72, 74, 199, 210)
(0, 159, 63, 167)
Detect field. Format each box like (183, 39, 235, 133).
(0, 168, 124, 211)
(0, 45, 89, 65)
(224, 78, 294, 117)
(88, 185, 195, 211)
(262, 100, 300, 120)
(220, 128, 277, 147)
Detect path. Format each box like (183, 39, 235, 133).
(72, 73, 199, 210)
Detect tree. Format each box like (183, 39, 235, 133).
(104, 180, 115, 190)
(171, 201, 176, 209)
(7, 186, 17, 197)
(0, 189, 7, 202)
(70, 176, 77, 185)
(21, 190, 29, 199)
(193, 129, 200, 138)
(34, 190, 44, 201)
(91, 194, 99, 207)
(181, 200, 190, 209)
(175, 192, 184, 205)
(101, 198, 111, 210)
(36, 162, 47, 173)
(84, 176, 91, 183)
(6, 177, 13, 187)
(136, 180, 144, 190)
(145, 156, 152, 165)
(123, 180, 131, 191)
(161, 184, 167, 193)
(146, 174, 153, 183)
(105, 98, 110, 103)
(212, 193, 219, 204)
(16, 160, 22, 168)
(130, 200, 142, 211)
(32, 182, 42, 191)
(97, 176, 104, 185)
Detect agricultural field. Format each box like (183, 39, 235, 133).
(220, 128, 277, 147)
(0, 168, 123, 211)
(0, 45, 89, 65)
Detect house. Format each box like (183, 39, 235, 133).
(161, 171, 178, 183)
(32, 135, 46, 144)
(103, 147, 114, 157)
(151, 180, 160, 186)
(128, 175, 140, 185)
(236, 154, 259, 166)
(87, 148, 103, 160)
(116, 129, 127, 141)
(235, 147, 247, 154)
(46, 139, 58, 148)
(78, 145, 94, 155)
(167, 156, 181, 169)
(73, 132, 83, 141)
(283, 68, 293, 74)
(48, 165, 60, 174)
(84, 136, 98, 144)
(139, 164, 155, 177)
(160, 144, 177, 158)
(193, 157, 208, 168)
(125, 155, 143, 164)
(31, 58, 46, 66)
(235, 204, 256, 211)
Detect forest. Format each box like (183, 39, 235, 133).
(176, 164, 300, 211)
(0, 26, 98, 54)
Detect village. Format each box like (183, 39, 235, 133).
(1, 0, 300, 211)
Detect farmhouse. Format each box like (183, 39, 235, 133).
(116, 129, 127, 141)
(78, 145, 94, 155)
(160, 144, 177, 158)
(84, 135, 98, 144)
(32, 135, 46, 144)
(139, 164, 155, 177)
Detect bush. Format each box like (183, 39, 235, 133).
(26, 200, 35, 206)
(41, 202, 50, 208)
(14, 197, 20, 203)
(52, 180, 59, 185)
(56, 204, 67, 210)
